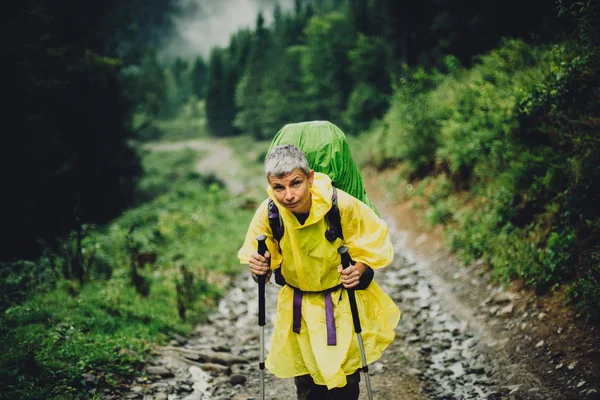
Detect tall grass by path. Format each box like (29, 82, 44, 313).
(0, 138, 258, 398)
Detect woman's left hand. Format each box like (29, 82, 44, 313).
(337, 261, 367, 289)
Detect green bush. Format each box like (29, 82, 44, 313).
(0, 143, 256, 397)
(368, 67, 445, 173)
(365, 36, 600, 320)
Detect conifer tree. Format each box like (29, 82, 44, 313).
(233, 12, 273, 138)
(303, 13, 355, 127)
(206, 48, 228, 136)
(191, 56, 207, 99)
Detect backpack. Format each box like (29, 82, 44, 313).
(269, 121, 380, 216)
(267, 121, 375, 289)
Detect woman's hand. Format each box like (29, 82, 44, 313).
(337, 261, 368, 289)
(249, 251, 271, 282)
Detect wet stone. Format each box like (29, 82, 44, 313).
(146, 366, 174, 378)
(230, 374, 247, 385)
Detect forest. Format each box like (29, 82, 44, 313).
(1, 0, 598, 398)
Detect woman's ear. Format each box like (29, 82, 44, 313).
(309, 170, 314, 186)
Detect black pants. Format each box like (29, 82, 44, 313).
(294, 370, 360, 400)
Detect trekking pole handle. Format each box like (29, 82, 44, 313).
(338, 246, 362, 334)
(256, 235, 268, 327)
(339, 246, 352, 269)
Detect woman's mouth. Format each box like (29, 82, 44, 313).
(285, 201, 299, 209)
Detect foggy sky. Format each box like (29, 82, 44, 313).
(160, 0, 295, 61)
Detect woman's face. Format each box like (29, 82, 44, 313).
(268, 169, 314, 214)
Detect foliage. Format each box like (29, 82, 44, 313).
(2, 0, 145, 262)
(368, 67, 445, 172)
(0, 144, 255, 397)
(366, 32, 600, 319)
(234, 13, 274, 139)
(344, 35, 393, 131)
(302, 12, 356, 127)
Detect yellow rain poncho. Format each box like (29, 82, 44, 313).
(238, 172, 401, 389)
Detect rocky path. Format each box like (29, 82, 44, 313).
(145, 139, 246, 195)
(121, 141, 600, 400)
(119, 211, 512, 399)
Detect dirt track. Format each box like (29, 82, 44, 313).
(122, 140, 600, 400)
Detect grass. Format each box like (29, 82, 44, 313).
(0, 133, 256, 398)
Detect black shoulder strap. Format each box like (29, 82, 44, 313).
(267, 198, 284, 243)
(324, 187, 343, 242)
(267, 188, 373, 289)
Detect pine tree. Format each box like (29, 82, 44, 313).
(191, 56, 207, 99)
(233, 12, 273, 138)
(206, 48, 227, 136)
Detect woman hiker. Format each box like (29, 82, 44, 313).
(238, 142, 401, 399)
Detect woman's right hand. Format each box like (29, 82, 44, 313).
(249, 251, 271, 279)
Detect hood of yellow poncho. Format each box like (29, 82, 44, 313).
(267, 172, 333, 228)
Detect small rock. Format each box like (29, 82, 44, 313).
(557, 327, 563, 334)
(448, 362, 465, 378)
(568, 361, 578, 370)
(537, 312, 546, 320)
(230, 374, 247, 385)
(535, 340, 545, 348)
(468, 365, 486, 374)
(372, 363, 385, 373)
(172, 333, 188, 346)
(420, 344, 432, 353)
(178, 384, 193, 392)
(507, 385, 521, 395)
(146, 366, 174, 378)
(184, 350, 248, 365)
(154, 393, 168, 400)
(556, 363, 563, 370)
(577, 381, 586, 388)
(490, 292, 520, 304)
(212, 344, 231, 352)
(81, 373, 96, 383)
(498, 304, 514, 316)
(200, 362, 230, 374)
(405, 335, 420, 343)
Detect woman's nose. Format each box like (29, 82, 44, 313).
(285, 189, 294, 200)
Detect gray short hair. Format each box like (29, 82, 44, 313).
(265, 144, 311, 178)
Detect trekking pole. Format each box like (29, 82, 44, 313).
(338, 246, 374, 400)
(256, 235, 268, 400)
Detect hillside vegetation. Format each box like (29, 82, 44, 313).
(2, 0, 599, 398)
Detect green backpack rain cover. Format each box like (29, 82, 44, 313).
(269, 121, 380, 216)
